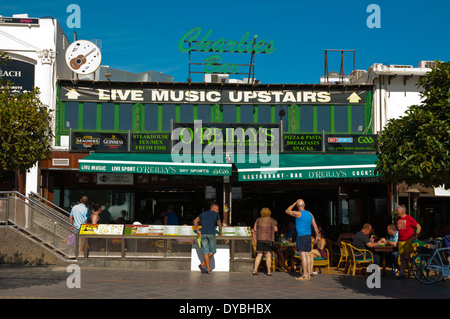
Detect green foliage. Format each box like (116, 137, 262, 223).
(375, 61, 450, 188)
(0, 80, 53, 173)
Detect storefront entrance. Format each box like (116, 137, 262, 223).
(231, 179, 389, 241)
(134, 186, 219, 225)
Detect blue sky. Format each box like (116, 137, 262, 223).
(1, 0, 449, 84)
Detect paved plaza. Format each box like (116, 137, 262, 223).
(0, 264, 448, 302)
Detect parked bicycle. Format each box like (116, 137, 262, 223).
(411, 237, 450, 284)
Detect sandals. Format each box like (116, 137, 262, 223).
(252, 271, 258, 275)
(267, 273, 272, 276)
(295, 276, 311, 281)
(198, 264, 207, 274)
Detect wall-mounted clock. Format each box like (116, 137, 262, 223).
(65, 40, 102, 75)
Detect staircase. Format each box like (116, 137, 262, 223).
(0, 191, 78, 262)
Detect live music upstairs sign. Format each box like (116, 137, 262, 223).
(60, 85, 369, 105)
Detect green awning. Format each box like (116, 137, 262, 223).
(234, 153, 378, 182)
(79, 153, 232, 176)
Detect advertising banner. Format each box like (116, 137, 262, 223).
(71, 132, 128, 152)
(283, 134, 377, 153)
(325, 134, 377, 153)
(0, 59, 35, 93)
(60, 86, 368, 105)
(173, 122, 280, 154)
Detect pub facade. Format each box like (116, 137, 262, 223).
(40, 79, 389, 238)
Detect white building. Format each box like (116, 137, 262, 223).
(367, 62, 435, 133)
(353, 61, 449, 230)
(0, 14, 72, 195)
(0, 14, 173, 195)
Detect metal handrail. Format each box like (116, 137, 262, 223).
(29, 191, 71, 217)
(1, 191, 79, 258)
(0, 191, 72, 228)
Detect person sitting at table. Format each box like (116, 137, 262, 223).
(310, 226, 328, 275)
(379, 224, 399, 274)
(352, 223, 380, 265)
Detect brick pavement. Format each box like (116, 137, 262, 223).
(0, 264, 448, 302)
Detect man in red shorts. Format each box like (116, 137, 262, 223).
(396, 204, 421, 279)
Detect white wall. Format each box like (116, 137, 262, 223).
(0, 17, 70, 195)
(372, 72, 426, 133)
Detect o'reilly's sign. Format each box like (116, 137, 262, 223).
(173, 122, 279, 154)
(60, 86, 367, 105)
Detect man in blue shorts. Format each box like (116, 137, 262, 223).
(286, 199, 319, 281)
(194, 203, 223, 274)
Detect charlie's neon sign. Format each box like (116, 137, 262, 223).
(178, 27, 277, 75)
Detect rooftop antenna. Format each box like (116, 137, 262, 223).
(324, 49, 355, 84)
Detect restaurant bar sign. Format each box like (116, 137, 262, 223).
(0, 59, 35, 93)
(173, 122, 279, 154)
(239, 166, 378, 182)
(178, 27, 276, 74)
(131, 133, 171, 152)
(283, 134, 377, 153)
(60, 86, 368, 105)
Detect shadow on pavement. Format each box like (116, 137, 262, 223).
(0, 265, 67, 291)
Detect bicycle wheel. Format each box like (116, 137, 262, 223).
(424, 255, 443, 284)
(412, 254, 432, 284)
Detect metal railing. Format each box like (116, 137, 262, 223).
(0, 191, 78, 259)
(29, 191, 71, 218)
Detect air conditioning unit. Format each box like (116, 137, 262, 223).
(389, 65, 413, 69)
(418, 61, 436, 69)
(204, 74, 229, 83)
(52, 158, 69, 167)
(349, 70, 367, 80)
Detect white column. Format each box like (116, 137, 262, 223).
(25, 49, 55, 197)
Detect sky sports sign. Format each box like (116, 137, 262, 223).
(60, 86, 367, 105)
(325, 135, 377, 153)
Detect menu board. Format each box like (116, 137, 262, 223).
(83, 225, 251, 237)
(79, 224, 124, 235)
(221, 226, 252, 237)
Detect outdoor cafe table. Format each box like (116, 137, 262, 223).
(274, 242, 297, 271)
(374, 245, 395, 274)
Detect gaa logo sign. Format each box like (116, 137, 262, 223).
(357, 136, 375, 144)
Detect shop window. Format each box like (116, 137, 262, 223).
(317, 105, 330, 133)
(62, 189, 132, 223)
(180, 104, 193, 123)
(162, 104, 176, 131)
(144, 104, 158, 131)
(197, 105, 211, 123)
(101, 103, 115, 130)
(352, 105, 365, 132)
(119, 104, 133, 131)
(334, 105, 348, 132)
(83, 103, 97, 130)
(258, 105, 271, 123)
(222, 105, 236, 122)
(300, 105, 313, 132)
(240, 105, 254, 123)
(64, 102, 79, 129)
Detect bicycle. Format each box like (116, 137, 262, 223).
(411, 238, 450, 284)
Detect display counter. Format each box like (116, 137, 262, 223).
(78, 224, 252, 265)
